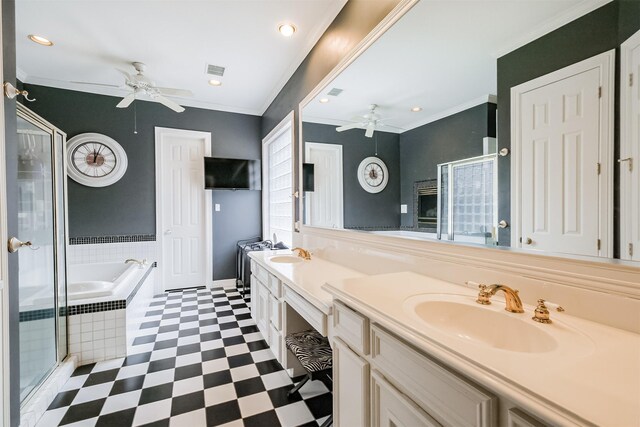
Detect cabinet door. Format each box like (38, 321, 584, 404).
(256, 282, 270, 344)
(333, 338, 369, 427)
(250, 275, 257, 319)
(372, 370, 441, 427)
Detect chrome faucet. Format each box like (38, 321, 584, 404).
(476, 284, 524, 313)
(125, 258, 147, 268)
(291, 247, 312, 260)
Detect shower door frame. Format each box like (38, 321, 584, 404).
(16, 103, 69, 408)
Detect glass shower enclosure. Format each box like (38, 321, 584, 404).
(16, 104, 68, 404)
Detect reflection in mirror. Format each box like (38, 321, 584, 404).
(300, 0, 640, 262)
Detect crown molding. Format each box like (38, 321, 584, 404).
(21, 76, 262, 116)
(402, 94, 497, 132)
(492, 0, 614, 58)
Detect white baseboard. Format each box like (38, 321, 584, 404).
(212, 279, 236, 289)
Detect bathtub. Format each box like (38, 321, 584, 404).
(67, 262, 141, 301)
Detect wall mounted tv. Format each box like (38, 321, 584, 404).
(204, 157, 261, 190)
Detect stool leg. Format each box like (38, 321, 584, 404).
(319, 415, 332, 427)
(288, 373, 311, 397)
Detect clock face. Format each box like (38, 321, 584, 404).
(363, 162, 384, 187)
(357, 156, 388, 193)
(67, 133, 128, 187)
(72, 142, 117, 178)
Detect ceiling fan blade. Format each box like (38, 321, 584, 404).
(156, 87, 193, 97)
(116, 68, 134, 82)
(336, 122, 365, 132)
(116, 93, 135, 108)
(154, 95, 185, 113)
(71, 81, 122, 88)
(365, 122, 376, 138)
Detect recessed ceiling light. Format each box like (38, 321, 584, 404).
(411, 106, 423, 112)
(278, 23, 297, 37)
(319, 98, 329, 104)
(28, 34, 53, 46)
(208, 79, 222, 87)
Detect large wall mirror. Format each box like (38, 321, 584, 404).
(299, 0, 640, 263)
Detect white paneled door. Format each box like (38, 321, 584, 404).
(156, 128, 212, 291)
(304, 142, 343, 229)
(621, 30, 640, 261)
(512, 51, 613, 257)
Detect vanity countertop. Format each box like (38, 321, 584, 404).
(323, 271, 640, 427)
(248, 250, 364, 314)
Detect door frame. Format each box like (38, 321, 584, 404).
(0, 2, 10, 422)
(304, 142, 344, 228)
(154, 127, 213, 292)
(620, 30, 640, 260)
(510, 49, 614, 257)
(262, 111, 295, 243)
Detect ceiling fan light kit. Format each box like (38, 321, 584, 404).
(73, 61, 193, 114)
(335, 104, 388, 138)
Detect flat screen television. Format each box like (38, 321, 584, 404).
(204, 157, 261, 190)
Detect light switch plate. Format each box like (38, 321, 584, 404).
(401, 204, 408, 214)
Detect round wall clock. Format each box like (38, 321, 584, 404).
(66, 133, 128, 187)
(357, 156, 388, 193)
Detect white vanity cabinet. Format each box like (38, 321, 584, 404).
(332, 300, 548, 427)
(250, 260, 284, 364)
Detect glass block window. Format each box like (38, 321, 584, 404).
(438, 155, 497, 245)
(264, 126, 293, 247)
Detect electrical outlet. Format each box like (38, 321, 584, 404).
(400, 204, 408, 214)
(215, 204, 221, 212)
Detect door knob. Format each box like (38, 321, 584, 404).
(8, 237, 32, 253)
(164, 229, 172, 235)
(524, 237, 533, 245)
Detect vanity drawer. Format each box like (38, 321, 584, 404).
(370, 324, 497, 427)
(269, 323, 282, 363)
(283, 286, 327, 335)
(267, 274, 282, 298)
(251, 261, 269, 285)
(333, 301, 369, 355)
(269, 293, 282, 331)
(507, 408, 548, 427)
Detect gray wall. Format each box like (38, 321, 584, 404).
(496, 0, 640, 248)
(22, 84, 261, 280)
(399, 103, 496, 228)
(302, 122, 401, 228)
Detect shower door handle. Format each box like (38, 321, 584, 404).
(8, 237, 32, 253)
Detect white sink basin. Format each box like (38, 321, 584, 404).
(404, 294, 558, 353)
(268, 255, 304, 264)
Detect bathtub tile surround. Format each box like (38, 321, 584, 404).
(68, 265, 156, 365)
(69, 234, 156, 245)
(37, 287, 332, 427)
(66, 241, 157, 266)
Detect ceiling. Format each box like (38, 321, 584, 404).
(302, 0, 609, 133)
(16, 0, 347, 116)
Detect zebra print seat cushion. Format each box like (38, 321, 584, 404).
(285, 329, 332, 373)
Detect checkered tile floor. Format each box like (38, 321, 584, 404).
(37, 287, 332, 426)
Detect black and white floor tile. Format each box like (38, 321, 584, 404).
(37, 287, 332, 427)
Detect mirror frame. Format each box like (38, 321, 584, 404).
(296, 0, 640, 298)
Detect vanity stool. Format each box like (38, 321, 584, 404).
(285, 329, 333, 427)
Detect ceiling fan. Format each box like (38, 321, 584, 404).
(114, 62, 193, 113)
(336, 104, 389, 138)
